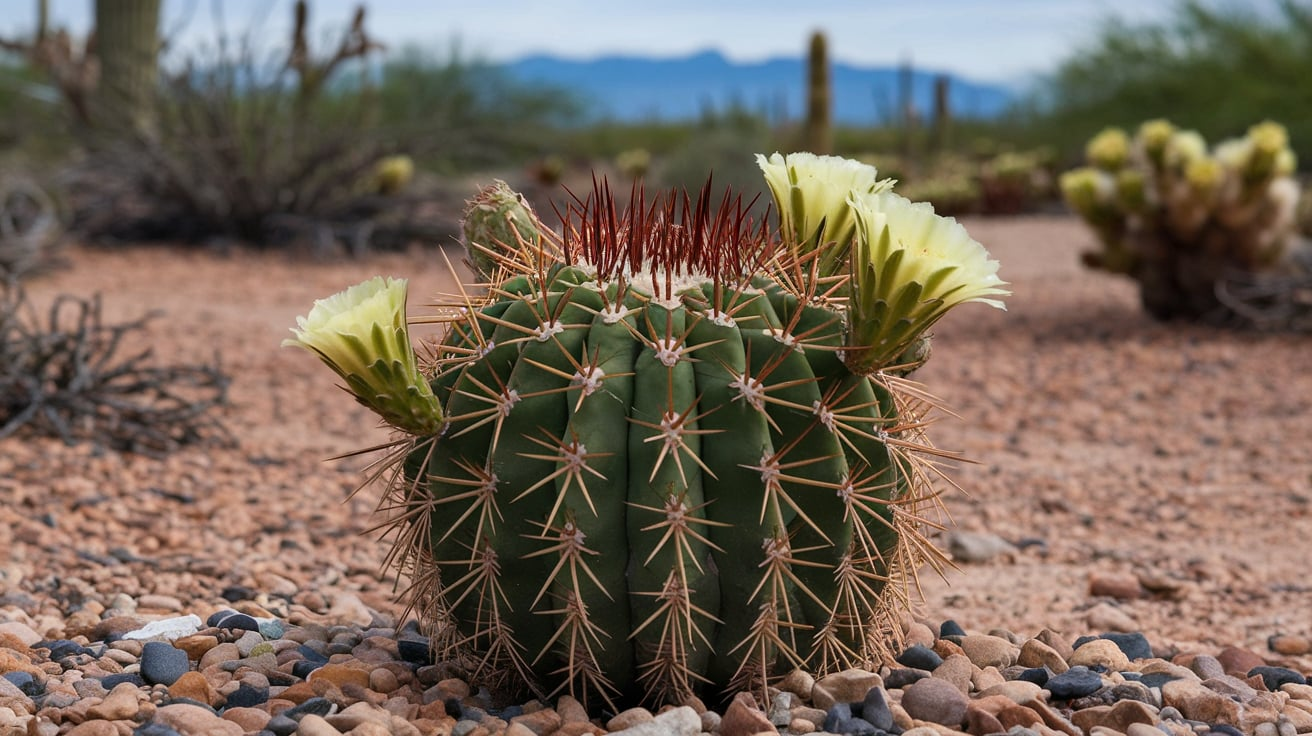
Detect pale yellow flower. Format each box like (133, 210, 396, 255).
(284, 276, 443, 435)
(1086, 127, 1130, 170)
(844, 192, 1008, 373)
(1137, 119, 1176, 162)
(756, 151, 894, 275)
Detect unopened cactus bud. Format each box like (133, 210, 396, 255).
(1086, 127, 1130, 170)
(1165, 131, 1208, 171)
(1244, 121, 1292, 181)
(1275, 149, 1298, 177)
(1184, 158, 1223, 196)
(371, 155, 415, 195)
(461, 181, 544, 281)
(615, 148, 651, 179)
(1115, 169, 1148, 212)
(1137, 119, 1176, 164)
(1060, 167, 1114, 218)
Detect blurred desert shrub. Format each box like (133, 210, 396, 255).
(655, 105, 772, 209)
(1018, 0, 1312, 161)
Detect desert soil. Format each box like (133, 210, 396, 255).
(2, 214, 1310, 682)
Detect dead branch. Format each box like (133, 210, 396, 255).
(0, 284, 231, 455)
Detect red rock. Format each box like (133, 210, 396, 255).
(719, 692, 773, 736)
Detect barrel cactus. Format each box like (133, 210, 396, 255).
(286, 153, 1007, 709)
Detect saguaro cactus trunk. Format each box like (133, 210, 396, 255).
(804, 31, 832, 155)
(92, 0, 161, 134)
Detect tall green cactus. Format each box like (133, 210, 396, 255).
(804, 31, 832, 155)
(1061, 119, 1305, 322)
(93, 0, 161, 134)
(287, 153, 1007, 709)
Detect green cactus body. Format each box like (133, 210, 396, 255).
(399, 187, 935, 709)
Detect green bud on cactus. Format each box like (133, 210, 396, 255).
(1060, 167, 1114, 218)
(283, 276, 443, 435)
(1184, 158, 1223, 197)
(1086, 127, 1130, 170)
(289, 157, 1005, 710)
(1165, 130, 1208, 172)
(844, 192, 1008, 374)
(756, 151, 894, 276)
(1115, 169, 1148, 212)
(1137, 118, 1176, 164)
(1243, 120, 1292, 181)
(462, 180, 545, 281)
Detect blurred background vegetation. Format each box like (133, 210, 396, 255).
(0, 0, 1308, 254)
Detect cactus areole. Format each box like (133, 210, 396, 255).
(286, 154, 1007, 709)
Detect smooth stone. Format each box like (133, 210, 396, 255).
(1046, 666, 1103, 700)
(87, 681, 141, 720)
(396, 638, 432, 665)
(1248, 666, 1306, 691)
(167, 671, 217, 706)
(211, 612, 260, 633)
(815, 668, 883, 705)
(1268, 634, 1312, 656)
(285, 696, 336, 719)
(1088, 571, 1145, 600)
(939, 620, 968, 638)
(122, 615, 204, 641)
(1018, 639, 1070, 674)
(978, 680, 1043, 703)
(884, 667, 931, 689)
(1085, 603, 1138, 633)
(606, 707, 655, 731)
(945, 530, 1016, 563)
(1215, 647, 1265, 677)
(898, 644, 945, 671)
(1017, 668, 1052, 686)
(155, 702, 244, 736)
(1070, 639, 1131, 671)
(1100, 632, 1153, 660)
(934, 653, 976, 693)
(1, 672, 40, 697)
(99, 673, 146, 689)
(140, 641, 190, 686)
(719, 692, 773, 736)
(861, 686, 895, 731)
(958, 635, 1020, 669)
(609, 706, 699, 736)
(132, 724, 184, 736)
(900, 676, 969, 727)
(266, 714, 300, 736)
(295, 713, 344, 736)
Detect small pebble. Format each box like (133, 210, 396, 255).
(140, 641, 189, 686)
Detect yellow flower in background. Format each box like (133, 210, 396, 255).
(284, 276, 444, 435)
(1165, 131, 1208, 171)
(844, 192, 1008, 373)
(1086, 127, 1131, 170)
(1137, 119, 1176, 162)
(1060, 167, 1115, 218)
(756, 151, 894, 276)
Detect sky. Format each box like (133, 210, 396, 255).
(5, 0, 1182, 85)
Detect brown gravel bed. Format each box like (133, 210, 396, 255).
(1, 215, 1310, 734)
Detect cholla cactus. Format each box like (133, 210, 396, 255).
(288, 154, 1007, 708)
(1062, 119, 1308, 322)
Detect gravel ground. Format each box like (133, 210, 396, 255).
(1, 214, 1310, 735)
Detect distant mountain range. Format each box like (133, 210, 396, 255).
(503, 50, 1015, 124)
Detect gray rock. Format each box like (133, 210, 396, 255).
(945, 531, 1016, 563)
(140, 641, 189, 686)
(900, 676, 968, 727)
